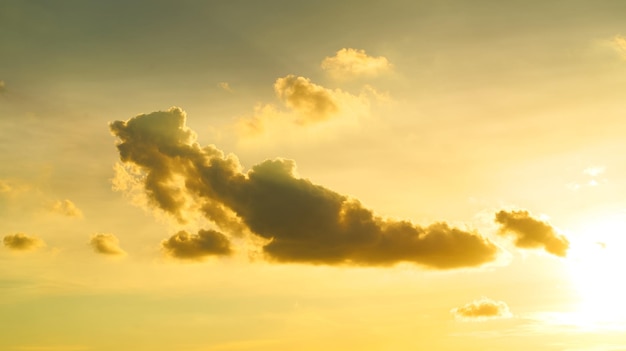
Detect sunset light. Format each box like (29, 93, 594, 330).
(2, 1, 626, 350)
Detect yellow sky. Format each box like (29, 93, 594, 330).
(2, 1, 626, 350)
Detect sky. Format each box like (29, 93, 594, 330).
(2, 1, 626, 350)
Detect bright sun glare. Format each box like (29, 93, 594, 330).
(565, 216, 626, 330)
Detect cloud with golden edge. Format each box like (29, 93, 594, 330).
(321, 48, 392, 79)
(451, 297, 512, 321)
(51, 199, 83, 218)
(162, 229, 232, 260)
(274, 75, 339, 123)
(238, 75, 377, 138)
(3, 233, 45, 251)
(110, 107, 499, 269)
(89, 233, 126, 256)
(495, 210, 569, 257)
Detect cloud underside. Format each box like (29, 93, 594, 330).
(162, 229, 232, 260)
(110, 107, 499, 269)
(321, 48, 392, 78)
(495, 210, 569, 257)
(451, 298, 512, 320)
(3, 233, 45, 251)
(89, 234, 126, 256)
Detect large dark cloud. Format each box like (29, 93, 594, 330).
(110, 107, 499, 269)
(162, 229, 232, 260)
(495, 210, 569, 257)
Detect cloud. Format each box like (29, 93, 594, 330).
(218, 82, 233, 92)
(162, 229, 232, 260)
(51, 199, 83, 218)
(0, 80, 5, 93)
(3, 233, 45, 251)
(495, 210, 569, 257)
(110, 107, 499, 269)
(89, 233, 126, 256)
(321, 48, 392, 79)
(274, 75, 339, 123)
(451, 297, 512, 321)
(0, 179, 12, 193)
(612, 35, 626, 59)
(237, 76, 379, 138)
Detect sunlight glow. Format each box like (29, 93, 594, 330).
(565, 215, 626, 330)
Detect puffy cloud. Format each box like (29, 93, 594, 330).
(3, 233, 45, 251)
(162, 229, 232, 260)
(51, 199, 83, 218)
(274, 75, 339, 123)
(110, 107, 499, 269)
(495, 210, 569, 257)
(451, 297, 512, 321)
(238, 76, 377, 138)
(321, 48, 392, 79)
(89, 233, 126, 256)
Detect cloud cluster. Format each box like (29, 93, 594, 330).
(89, 234, 126, 256)
(111, 107, 499, 269)
(451, 297, 512, 321)
(51, 199, 83, 218)
(3, 233, 45, 251)
(321, 48, 392, 79)
(495, 210, 569, 257)
(162, 229, 232, 260)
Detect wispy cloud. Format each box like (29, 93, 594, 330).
(51, 199, 83, 218)
(612, 35, 626, 59)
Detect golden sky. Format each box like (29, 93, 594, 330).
(2, 1, 626, 350)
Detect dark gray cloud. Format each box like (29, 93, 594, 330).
(110, 107, 499, 269)
(162, 229, 232, 260)
(89, 233, 126, 256)
(451, 297, 512, 320)
(3, 233, 45, 251)
(495, 210, 569, 257)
